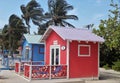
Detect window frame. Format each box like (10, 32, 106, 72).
(39, 45, 44, 54)
(50, 45, 60, 65)
(78, 45, 90, 57)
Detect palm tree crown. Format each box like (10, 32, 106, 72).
(38, 0, 78, 35)
(2, 14, 27, 56)
(46, 0, 78, 27)
(20, 0, 44, 33)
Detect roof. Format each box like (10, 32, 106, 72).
(23, 34, 43, 44)
(41, 26, 105, 43)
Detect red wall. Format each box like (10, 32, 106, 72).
(45, 31, 67, 65)
(45, 30, 99, 78)
(69, 41, 99, 78)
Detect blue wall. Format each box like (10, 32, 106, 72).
(22, 40, 31, 60)
(32, 44, 44, 61)
(22, 39, 44, 61)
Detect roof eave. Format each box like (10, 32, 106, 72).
(65, 39, 105, 43)
(40, 26, 53, 42)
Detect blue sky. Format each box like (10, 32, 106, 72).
(0, 0, 119, 33)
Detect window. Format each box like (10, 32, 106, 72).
(50, 45, 60, 65)
(78, 45, 90, 56)
(25, 48, 29, 60)
(39, 45, 44, 54)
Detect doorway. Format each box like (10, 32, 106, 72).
(50, 45, 60, 65)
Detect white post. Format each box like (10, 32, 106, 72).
(19, 62, 21, 75)
(29, 65, 32, 81)
(49, 65, 51, 79)
(98, 43, 100, 79)
(44, 41, 46, 65)
(24, 64, 25, 78)
(67, 40, 70, 79)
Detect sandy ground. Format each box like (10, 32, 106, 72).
(0, 70, 84, 83)
(86, 68, 120, 83)
(0, 68, 120, 83)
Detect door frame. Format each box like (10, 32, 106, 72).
(50, 45, 60, 65)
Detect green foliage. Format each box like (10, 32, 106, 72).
(38, 0, 79, 34)
(47, 0, 78, 27)
(112, 60, 120, 71)
(1, 0, 79, 54)
(93, 1, 120, 67)
(2, 25, 10, 49)
(103, 64, 110, 70)
(20, 0, 44, 34)
(20, 0, 79, 34)
(2, 14, 27, 56)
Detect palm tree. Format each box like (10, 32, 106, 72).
(2, 14, 27, 56)
(2, 25, 10, 49)
(1, 25, 9, 51)
(47, 0, 78, 27)
(20, 0, 44, 34)
(85, 24, 94, 30)
(0, 29, 3, 46)
(38, 0, 78, 34)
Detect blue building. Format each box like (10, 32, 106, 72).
(21, 34, 44, 61)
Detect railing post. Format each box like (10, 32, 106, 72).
(49, 65, 51, 79)
(15, 62, 20, 74)
(15, 62, 17, 73)
(19, 62, 21, 75)
(24, 64, 26, 78)
(29, 65, 32, 81)
(67, 40, 70, 79)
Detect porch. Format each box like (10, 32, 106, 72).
(15, 61, 44, 75)
(15, 61, 67, 81)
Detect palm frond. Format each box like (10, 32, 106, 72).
(64, 5, 73, 11)
(62, 20, 75, 28)
(32, 20, 40, 26)
(30, 9, 44, 16)
(20, 5, 26, 15)
(46, 0, 78, 27)
(26, 0, 40, 10)
(66, 15, 78, 20)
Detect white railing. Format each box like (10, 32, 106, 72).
(24, 64, 67, 81)
(15, 61, 44, 75)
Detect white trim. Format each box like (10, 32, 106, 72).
(78, 45, 91, 57)
(49, 65, 51, 79)
(86, 41, 89, 43)
(93, 42, 96, 44)
(98, 43, 100, 78)
(40, 27, 52, 42)
(67, 40, 70, 79)
(78, 41, 81, 43)
(69, 40, 72, 42)
(19, 62, 21, 75)
(50, 45, 60, 65)
(44, 41, 46, 65)
(29, 65, 32, 81)
(50, 46, 51, 65)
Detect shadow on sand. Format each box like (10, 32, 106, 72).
(0, 76, 9, 79)
(99, 72, 120, 80)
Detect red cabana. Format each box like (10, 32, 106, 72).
(41, 26, 104, 79)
